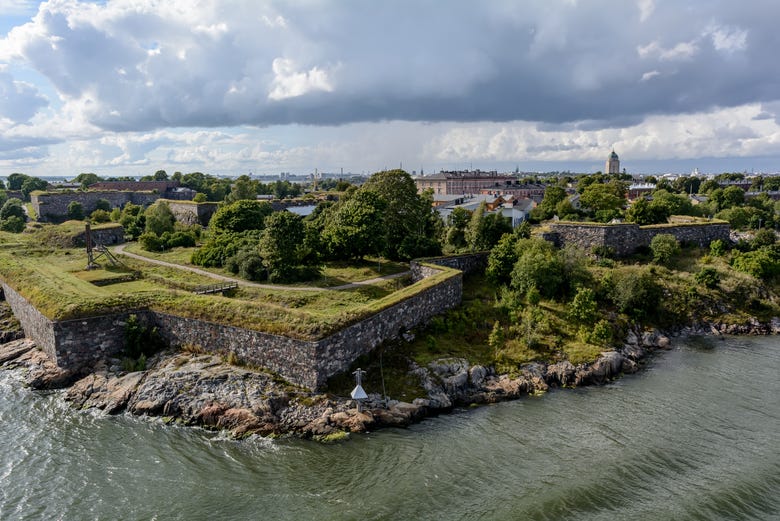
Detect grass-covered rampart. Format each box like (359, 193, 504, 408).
(0, 227, 459, 340)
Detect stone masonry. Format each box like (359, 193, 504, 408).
(2, 260, 466, 389)
(32, 191, 161, 222)
(545, 222, 730, 257)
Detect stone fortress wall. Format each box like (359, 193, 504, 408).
(32, 191, 160, 222)
(544, 221, 730, 256)
(162, 200, 219, 227)
(0, 254, 487, 389)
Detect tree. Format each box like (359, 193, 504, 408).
(580, 182, 625, 221)
(67, 201, 84, 220)
(322, 190, 386, 260)
(73, 173, 102, 188)
(444, 207, 472, 252)
(626, 197, 666, 225)
(530, 185, 567, 221)
(510, 238, 565, 299)
(568, 287, 598, 324)
(650, 233, 680, 265)
(95, 198, 111, 212)
(209, 200, 273, 234)
(144, 201, 175, 236)
(465, 202, 512, 251)
(259, 211, 305, 282)
(361, 169, 431, 260)
(227, 175, 258, 202)
(0, 198, 25, 221)
(7, 173, 27, 190)
(20, 176, 48, 199)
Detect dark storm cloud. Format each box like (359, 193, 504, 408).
(3, 0, 780, 131)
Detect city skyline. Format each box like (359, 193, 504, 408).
(3, 1, 780, 177)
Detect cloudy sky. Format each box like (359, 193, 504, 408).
(2, 0, 780, 178)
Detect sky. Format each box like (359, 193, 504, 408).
(2, 0, 780, 178)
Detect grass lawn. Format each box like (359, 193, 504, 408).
(0, 228, 455, 340)
(122, 242, 409, 287)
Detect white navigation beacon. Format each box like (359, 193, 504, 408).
(351, 368, 368, 402)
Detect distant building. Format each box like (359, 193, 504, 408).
(606, 150, 620, 174)
(627, 183, 656, 200)
(414, 170, 516, 195)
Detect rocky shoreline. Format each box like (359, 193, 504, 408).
(0, 319, 777, 441)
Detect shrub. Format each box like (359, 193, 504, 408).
(94, 198, 111, 212)
(609, 269, 661, 320)
(67, 201, 84, 220)
(588, 319, 613, 347)
(731, 247, 780, 279)
(650, 233, 680, 265)
(751, 228, 776, 250)
(568, 287, 597, 324)
(90, 209, 111, 223)
(138, 232, 164, 252)
(0, 215, 25, 233)
(695, 267, 720, 289)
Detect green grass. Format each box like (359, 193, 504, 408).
(0, 228, 457, 340)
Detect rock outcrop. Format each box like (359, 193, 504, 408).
(0, 317, 774, 440)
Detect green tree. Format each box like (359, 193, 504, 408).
(94, 198, 111, 212)
(568, 287, 597, 324)
(259, 211, 305, 282)
(444, 207, 472, 252)
(323, 190, 386, 260)
(650, 233, 680, 265)
(626, 197, 666, 225)
(144, 201, 175, 236)
(510, 238, 565, 299)
(73, 173, 102, 188)
(465, 202, 512, 251)
(0, 198, 25, 221)
(580, 182, 625, 221)
(7, 173, 27, 190)
(67, 201, 84, 220)
(530, 185, 567, 221)
(20, 176, 48, 199)
(361, 169, 431, 260)
(209, 200, 273, 234)
(227, 175, 258, 202)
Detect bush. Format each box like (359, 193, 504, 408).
(709, 239, 726, 257)
(138, 232, 164, 252)
(67, 201, 84, 220)
(568, 287, 597, 324)
(695, 267, 720, 289)
(0, 215, 25, 233)
(609, 269, 661, 320)
(751, 228, 776, 250)
(650, 233, 680, 265)
(731, 247, 780, 279)
(95, 198, 111, 212)
(90, 209, 111, 223)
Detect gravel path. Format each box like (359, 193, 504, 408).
(113, 243, 410, 291)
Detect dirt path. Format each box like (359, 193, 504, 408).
(113, 244, 410, 291)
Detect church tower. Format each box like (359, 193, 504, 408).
(606, 150, 620, 174)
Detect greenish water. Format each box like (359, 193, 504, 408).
(1, 336, 778, 520)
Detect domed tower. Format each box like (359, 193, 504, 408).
(606, 150, 620, 174)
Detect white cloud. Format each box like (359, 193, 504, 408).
(641, 70, 660, 82)
(706, 24, 748, 53)
(638, 0, 655, 22)
(637, 40, 699, 61)
(268, 58, 334, 101)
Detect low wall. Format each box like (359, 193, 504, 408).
(411, 252, 489, 280)
(547, 222, 730, 256)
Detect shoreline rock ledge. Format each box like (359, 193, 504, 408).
(0, 320, 775, 440)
